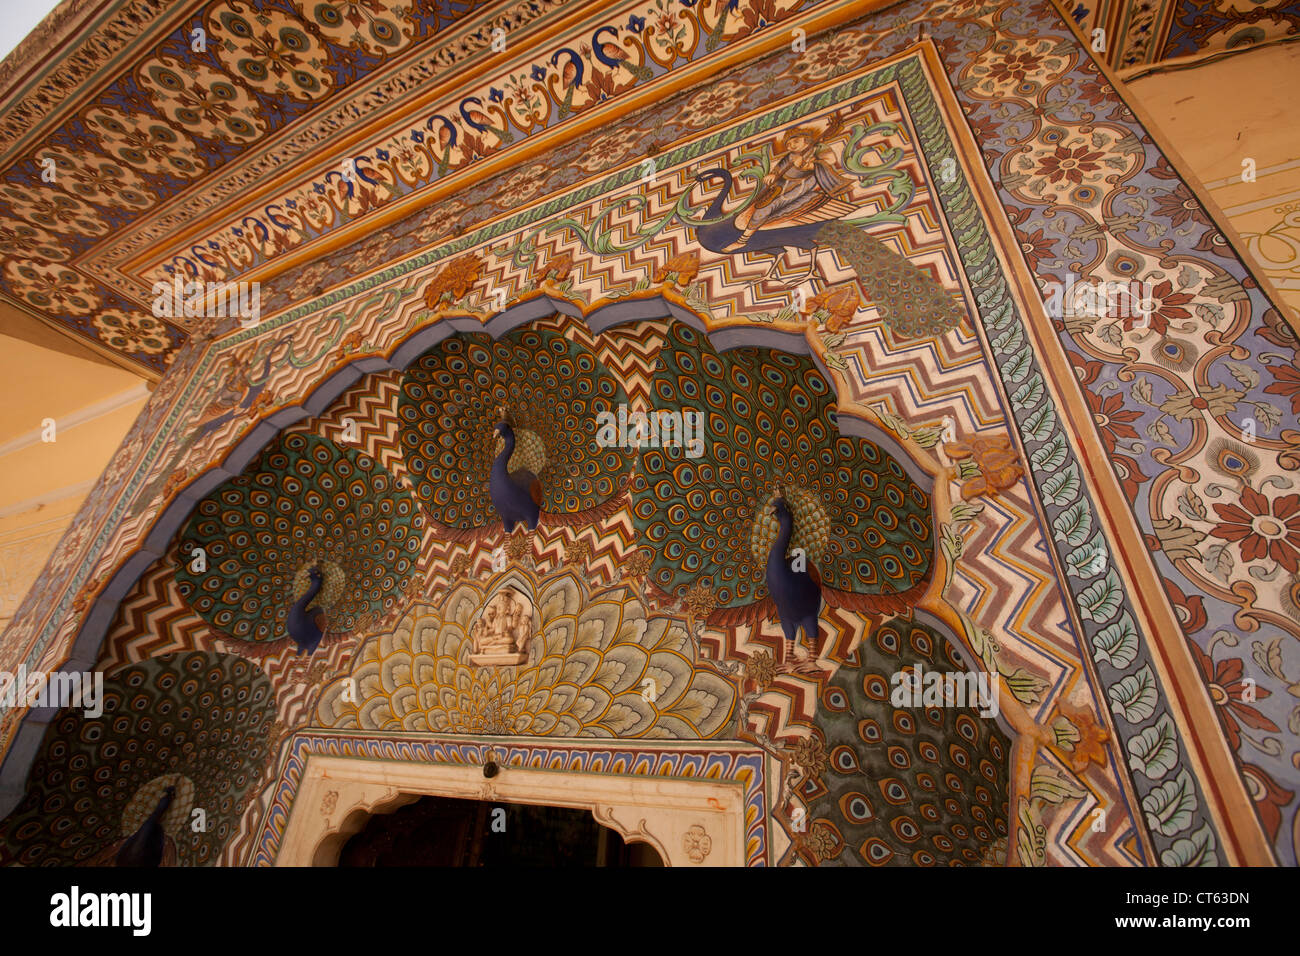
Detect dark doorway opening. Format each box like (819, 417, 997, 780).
(338, 795, 664, 866)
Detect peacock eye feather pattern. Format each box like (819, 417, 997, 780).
(792, 619, 1011, 866)
(174, 431, 421, 650)
(634, 322, 934, 624)
(0, 652, 274, 867)
(398, 325, 636, 537)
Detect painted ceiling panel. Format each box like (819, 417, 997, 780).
(2, 0, 1294, 374)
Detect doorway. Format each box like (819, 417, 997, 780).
(337, 795, 663, 866)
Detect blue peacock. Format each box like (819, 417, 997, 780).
(398, 324, 637, 540)
(175, 432, 421, 656)
(633, 322, 935, 671)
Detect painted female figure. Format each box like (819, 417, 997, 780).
(722, 119, 857, 252)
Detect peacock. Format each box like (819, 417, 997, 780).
(175, 432, 420, 655)
(491, 415, 544, 533)
(765, 494, 824, 674)
(0, 652, 274, 867)
(791, 618, 1012, 866)
(286, 566, 330, 655)
(633, 322, 935, 671)
(398, 324, 637, 540)
(689, 172, 966, 339)
(114, 786, 175, 867)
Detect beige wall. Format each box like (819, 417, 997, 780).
(1124, 42, 1300, 319)
(0, 311, 148, 630)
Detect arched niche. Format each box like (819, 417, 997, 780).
(1, 292, 939, 816)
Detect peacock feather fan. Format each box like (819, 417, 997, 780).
(0, 652, 274, 866)
(793, 619, 1011, 866)
(398, 325, 636, 537)
(175, 432, 421, 647)
(633, 322, 934, 621)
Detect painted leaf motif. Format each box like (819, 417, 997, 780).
(1003, 347, 1031, 383)
(1040, 465, 1081, 506)
(1023, 403, 1056, 441)
(1128, 714, 1179, 781)
(1012, 374, 1044, 409)
(1153, 516, 1205, 561)
(1195, 302, 1224, 327)
(1004, 668, 1049, 704)
(1109, 665, 1159, 723)
(1178, 488, 1207, 522)
(1253, 401, 1283, 431)
(1078, 568, 1123, 623)
(1251, 637, 1286, 682)
(1016, 799, 1046, 867)
(1092, 612, 1139, 669)
(1146, 418, 1172, 445)
(1031, 433, 1067, 471)
(1159, 822, 1219, 867)
(1201, 542, 1234, 582)
(1052, 715, 1081, 750)
(1225, 361, 1259, 390)
(992, 322, 1023, 352)
(1030, 764, 1086, 805)
(1065, 533, 1108, 578)
(1053, 500, 1093, 546)
(1142, 770, 1198, 837)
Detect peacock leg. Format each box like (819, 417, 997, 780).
(782, 244, 821, 285)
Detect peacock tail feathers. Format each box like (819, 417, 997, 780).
(317, 574, 737, 739)
(494, 426, 548, 478)
(0, 652, 274, 866)
(795, 619, 1010, 866)
(749, 486, 830, 563)
(398, 326, 635, 531)
(175, 432, 420, 643)
(634, 322, 933, 610)
(816, 221, 966, 340)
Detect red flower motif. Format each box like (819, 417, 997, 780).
(1015, 225, 1058, 272)
(1151, 181, 1208, 229)
(1072, 76, 1114, 108)
(1084, 387, 1142, 451)
(964, 110, 1001, 145)
(1263, 361, 1300, 415)
(1210, 485, 1300, 573)
(986, 51, 1040, 84)
(1037, 144, 1103, 186)
(1122, 279, 1193, 335)
(1189, 643, 1278, 752)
